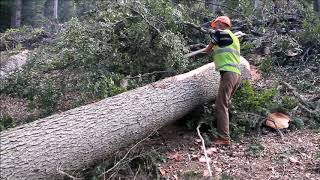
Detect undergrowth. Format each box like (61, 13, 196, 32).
(0, 26, 48, 51)
(183, 80, 303, 140)
(84, 149, 165, 179)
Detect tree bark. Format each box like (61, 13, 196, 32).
(315, 0, 320, 12)
(60, 0, 74, 22)
(11, 0, 22, 27)
(0, 59, 250, 179)
(53, 0, 58, 19)
(205, 0, 221, 14)
(253, 0, 261, 11)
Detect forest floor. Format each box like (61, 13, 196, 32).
(133, 124, 320, 180)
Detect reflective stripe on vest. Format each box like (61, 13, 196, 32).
(214, 47, 240, 70)
(213, 30, 241, 74)
(216, 63, 239, 70)
(213, 47, 240, 57)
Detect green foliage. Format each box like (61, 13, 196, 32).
(281, 95, 299, 110)
(233, 81, 277, 114)
(85, 149, 165, 179)
(241, 41, 256, 55)
(0, 26, 47, 51)
(317, 151, 320, 160)
(271, 35, 302, 66)
(236, 0, 253, 18)
(247, 139, 265, 158)
(229, 81, 279, 138)
(297, 13, 320, 45)
(220, 172, 236, 180)
(230, 122, 246, 141)
(259, 57, 273, 75)
(0, 113, 15, 131)
(183, 171, 201, 180)
(32, 81, 59, 116)
(291, 117, 305, 130)
(1, 0, 193, 122)
(129, 150, 165, 178)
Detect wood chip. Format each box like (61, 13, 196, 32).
(199, 156, 211, 163)
(173, 174, 178, 180)
(191, 154, 200, 160)
(206, 147, 218, 155)
(166, 152, 184, 161)
(215, 167, 222, 173)
(159, 167, 166, 176)
(203, 170, 210, 177)
(289, 157, 299, 164)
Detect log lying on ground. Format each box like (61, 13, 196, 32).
(0, 58, 250, 179)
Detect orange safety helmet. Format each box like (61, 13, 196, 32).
(211, 16, 231, 28)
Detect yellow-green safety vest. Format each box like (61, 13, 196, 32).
(213, 29, 241, 75)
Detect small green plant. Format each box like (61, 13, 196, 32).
(220, 172, 236, 180)
(230, 123, 246, 142)
(84, 149, 165, 179)
(233, 81, 277, 114)
(281, 95, 299, 110)
(316, 151, 320, 160)
(0, 114, 15, 131)
(259, 57, 273, 75)
(241, 41, 256, 55)
(35, 82, 59, 116)
(183, 170, 201, 180)
(291, 117, 305, 130)
(247, 139, 265, 158)
(297, 13, 320, 45)
(0, 26, 46, 51)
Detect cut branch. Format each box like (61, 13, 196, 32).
(124, 5, 161, 34)
(281, 81, 313, 109)
(281, 81, 319, 119)
(183, 22, 208, 33)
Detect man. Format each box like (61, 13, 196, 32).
(203, 16, 241, 145)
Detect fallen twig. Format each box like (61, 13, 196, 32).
(123, 5, 161, 35)
(57, 165, 83, 180)
(100, 129, 159, 178)
(196, 123, 213, 177)
(281, 81, 313, 109)
(270, 119, 285, 143)
(133, 165, 141, 180)
(281, 81, 319, 119)
(299, 103, 319, 117)
(183, 22, 208, 33)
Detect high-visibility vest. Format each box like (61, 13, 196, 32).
(213, 29, 241, 75)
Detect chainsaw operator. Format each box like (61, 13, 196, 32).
(203, 16, 241, 145)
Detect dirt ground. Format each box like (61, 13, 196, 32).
(142, 124, 320, 180)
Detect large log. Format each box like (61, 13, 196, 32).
(0, 58, 250, 179)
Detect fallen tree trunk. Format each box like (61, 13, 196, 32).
(0, 58, 250, 179)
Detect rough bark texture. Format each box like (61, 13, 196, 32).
(315, 0, 320, 12)
(11, 0, 22, 27)
(205, 0, 221, 14)
(0, 59, 250, 179)
(253, 0, 261, 10)
(53, 0, 58, 19)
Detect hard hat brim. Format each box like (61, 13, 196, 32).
(210, 21, 230, 28)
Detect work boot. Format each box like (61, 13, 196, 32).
(212, 137, 231, 146)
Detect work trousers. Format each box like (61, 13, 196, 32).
(215, 71, 241, 139)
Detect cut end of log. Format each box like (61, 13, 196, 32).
(266, 112, 291, 129)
